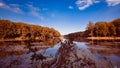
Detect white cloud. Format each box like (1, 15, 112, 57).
(68, 6, 74, 9)
(27, 5, 44, 20)
(0, 2, 4, 6)
(0, 2, 23, 14)
(75, 0, 94, 10)
(75, 0, 120, 10)
(93, 0, 100, 3)
(106, 0, 120, 6)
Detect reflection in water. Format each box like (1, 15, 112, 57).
(85, 40, 120, 63)
(0, 38, 60, 46)
(70, 38, 120, 67)
(0, 38, 60, 58)
(0, 39, 120, 68)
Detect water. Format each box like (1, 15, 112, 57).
(36, 40, 120, 64)
(0, 38, 60, 58)
(86, 41, 120, 62)
(0, 39, 120, 68)
(0, 40, 120, 61)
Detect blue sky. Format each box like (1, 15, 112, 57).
(0, 0, 120, 35)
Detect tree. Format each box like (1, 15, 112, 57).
(111, 18, 120, 36)
(86, 21, 94, 37)
(108, 22, 116, 36)
(0, 20, 61, 40)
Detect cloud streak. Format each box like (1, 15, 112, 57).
(106, 0, 120, 6)
(75, 0, 120, 10)
(0, 1, 23, 14)
(0, 0, 45, 20)
(27, 4, 44, 20)
(75, 0, 99, 10)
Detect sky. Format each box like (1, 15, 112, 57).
(0, 0, 120, 35)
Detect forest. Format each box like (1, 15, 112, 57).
(65, 18, 120, 38)
(0, 20, 61, 41)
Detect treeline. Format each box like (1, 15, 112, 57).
(0, 20, 61, 41)
(85, 18, 120, 37)
(65, 18, 120, 39)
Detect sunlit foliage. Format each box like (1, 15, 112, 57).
(0, 20, 61, 41)
(65, 18, 120, 38)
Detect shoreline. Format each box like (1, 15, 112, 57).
(0, 39, 26, 42)
(0, 37, 61, 42)
(87, 37, 120, 40)
(1, 37, 120, 41)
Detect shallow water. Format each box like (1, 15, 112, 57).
(35, 40, 120, 64)
(0, 40, 120, 61)
(0, 40, 120, 68)
(86, 41, 120, 62)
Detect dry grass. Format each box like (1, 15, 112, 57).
(87, 37, 120, 40)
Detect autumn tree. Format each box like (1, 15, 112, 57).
(111, 18, 120, 37)
(86, 21, 94, 37)
(107, 22, 116, 36)
(0, 20, 61, 41)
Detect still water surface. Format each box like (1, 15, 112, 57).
(0, 39, 120, 67)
